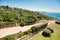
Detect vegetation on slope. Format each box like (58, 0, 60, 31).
(0, 5, 53, 26)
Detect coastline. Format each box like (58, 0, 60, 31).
(43, 12, 60, 19)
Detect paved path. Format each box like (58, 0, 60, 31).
(0, 21, 46, 38)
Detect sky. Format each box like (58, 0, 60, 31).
(0, 0, 60, 13)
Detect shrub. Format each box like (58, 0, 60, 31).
(28, 29, 32, 33)
(20, 21, 26, 26)
(55, 21, 60, 24)
(47, 27, 54, 33)
(3, 35, 15, 40)
(24, 30, 30, 35)
(18, 31, 24, 38)
(42, 30, 51, 37)
(31, 26, 37, 33)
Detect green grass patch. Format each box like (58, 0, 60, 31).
(29, 23, 60, 40)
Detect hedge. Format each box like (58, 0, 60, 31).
(24, 30, 30, 35)
(23, 23, 48, 35)
(47, 27, 54, 33)
(42, 30, 51, 37)
(31, 26, 37, 33)
(55, 21, 60, 24)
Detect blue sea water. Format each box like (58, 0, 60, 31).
(43, 12, 60, 19)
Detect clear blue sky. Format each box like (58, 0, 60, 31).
(0, 0, 60, 13)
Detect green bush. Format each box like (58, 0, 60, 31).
(42, 30, 51, 37)
(3, 35, 15, 40)
(24, 30, 30, 35)
(47, 27, 54, 33)
(18, 31, 24, 38)
(31, 26, 37, 33)
(23, 26, 37, 35)
(28, 29, 32, 33)
(20, 21, 26, 26)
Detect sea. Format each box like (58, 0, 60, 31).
(43, 12, 60, 19)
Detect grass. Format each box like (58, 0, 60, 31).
(29, 22, 60, 40)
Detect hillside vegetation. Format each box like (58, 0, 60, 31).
(0, 5, 53, 26)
